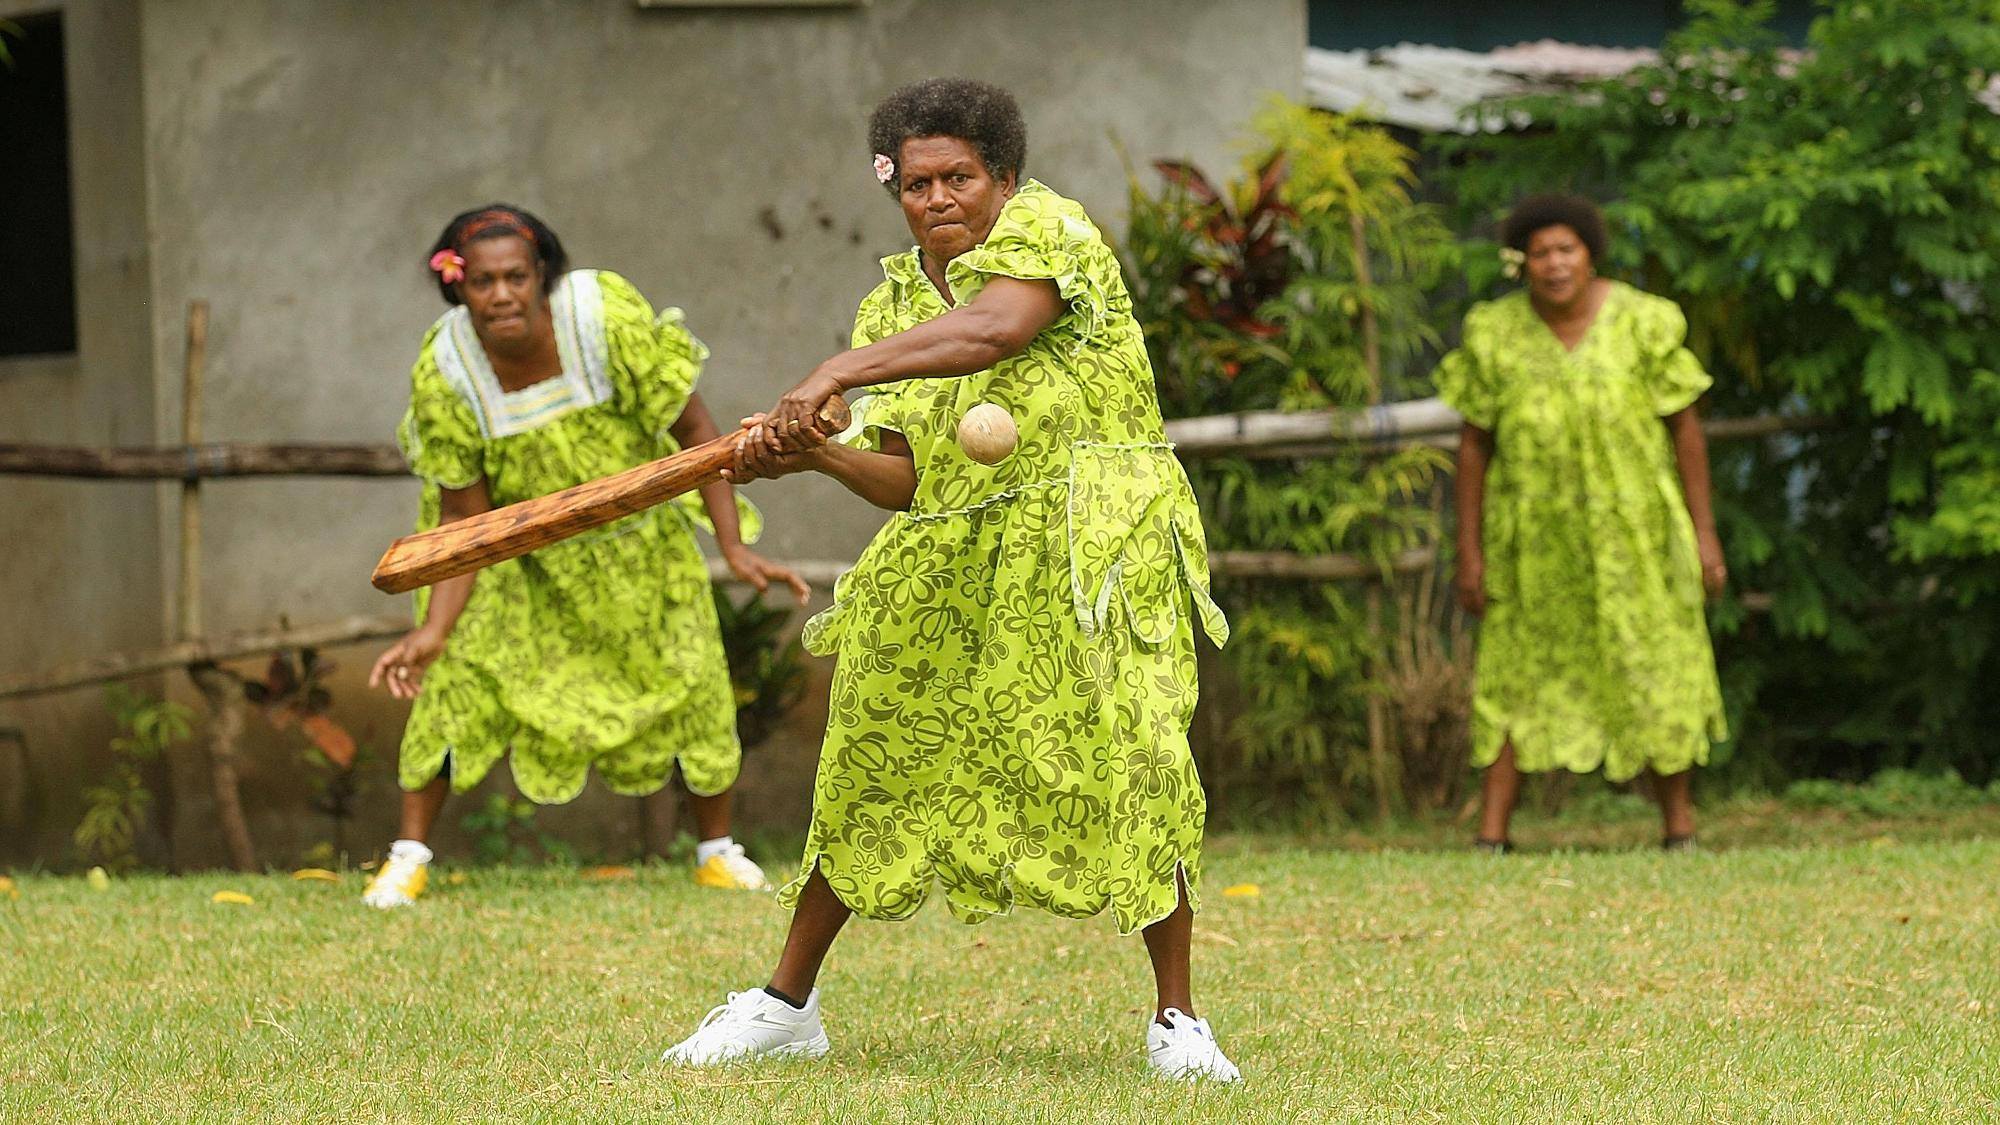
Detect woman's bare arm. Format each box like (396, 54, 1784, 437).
(724, 418, 917, 513)
(808, 433, 918, 512)
(822, 277, 1063, 391)
(1665, 407, 1728, 596)
(668, 392, 812, 601)
(416, 481, 491, 637)
(369, 479, 491, 698)
(672, 392, 748, 549)
(763, 278, 1063, 445)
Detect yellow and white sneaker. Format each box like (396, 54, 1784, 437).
(361, 840, 431, 909)
(693, 841, 772, 891)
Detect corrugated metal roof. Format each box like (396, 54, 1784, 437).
(1308, 40, 2000, 133)
(1482, 40, 1660, 77)
(1304, 41, 1654, 133)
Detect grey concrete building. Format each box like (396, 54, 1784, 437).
(0, 0, 1304, 868)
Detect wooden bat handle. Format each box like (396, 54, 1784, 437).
(369, 395, 849, 594)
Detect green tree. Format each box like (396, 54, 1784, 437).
(1123, 102, 1464, 813)
(1437, 0, 2000, 784)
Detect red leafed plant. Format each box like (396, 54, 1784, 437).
(1126, 101, 1456, 418)
(1149, 151, 1296, 342)
(242, 647, 356, 770)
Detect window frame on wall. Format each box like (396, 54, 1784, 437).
(0, 8, 80, 362)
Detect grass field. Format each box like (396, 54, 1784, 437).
(4, 818, 1998, 1123)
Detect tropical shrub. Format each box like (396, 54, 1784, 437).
(1124, 101, 1467, 813)
(1436, 0, 2000, 786)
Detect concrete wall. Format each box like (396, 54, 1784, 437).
(3, 0, 1304, 868)
(0, 0, 163, 866)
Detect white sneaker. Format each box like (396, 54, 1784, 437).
(693, 843, 773, 891)
(1147, 1008, 1242, 1083)
(661, 988, 830, 1067)
(361, 840, 432, 909)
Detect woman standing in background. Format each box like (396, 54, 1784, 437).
(1442, 193, 1728, 852)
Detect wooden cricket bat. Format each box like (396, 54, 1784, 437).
(370, 397, 849, 594)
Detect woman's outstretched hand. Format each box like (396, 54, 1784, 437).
(369, 627, 447, 700)
(1697, 532, 1728, 599)
(721, 543, 811, 605)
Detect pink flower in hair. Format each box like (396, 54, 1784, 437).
(873, 153, 896, 184)
(429, 249, 466, 284)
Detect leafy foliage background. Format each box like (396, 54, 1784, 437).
(1126, 1, 2000, 814)
(1123, 103, 1466, 814)
(1438, 0, 2000, 789)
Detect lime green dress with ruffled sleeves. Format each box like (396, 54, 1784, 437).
(1434, 281, 1727, 782)
(777, 181, 1229, 934)
(394, 269, 756, 803)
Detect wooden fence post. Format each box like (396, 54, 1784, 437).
(178, 302, 206, 655)
(176, 300, 257, 872)
(189, 664, 257, 871)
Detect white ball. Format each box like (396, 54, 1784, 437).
(956, 402, 1019, 466)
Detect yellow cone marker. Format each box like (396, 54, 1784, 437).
(86, 867, 110, 891)
(210, 890, 254, 905)
(291, 868, 340, 883)
(1221, 883, 1261, 898)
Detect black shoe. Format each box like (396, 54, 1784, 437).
(1662, 834, 1698, 853)
(1473, 838, 1512, 855)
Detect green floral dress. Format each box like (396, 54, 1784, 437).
(395, 269, 756, 803)
(778, 181, 1229, 934)
(1435, 281, 1727, 781)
